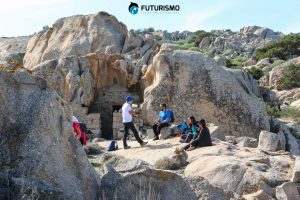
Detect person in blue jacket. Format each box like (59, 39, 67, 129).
(184, 119, 212, 151)
(152, 103, 171, 140)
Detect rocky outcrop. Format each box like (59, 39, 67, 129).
(97, 155, 229, 200)
(261, 56, 300, 90)
(198, 26, 282, 58)
(141, 43, 269, 138)
(270, 118, 300, 156)
(0, 69, 101, 199)
(24, 12, 128, 68)
(97, 137, 295, 199)
(275, 182, 300, 200)
(0, 36, 29, 68)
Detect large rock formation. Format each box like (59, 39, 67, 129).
(96, 154, 230, 200)
(0, 36, 29, 68)
(141, 44, 270, 138)
(24, 12, 128, 68)
(0, 69, 101, 199)
(96, 137, 296, 199)
(261, 56, 300, 90)
(198, 26, 282, 58)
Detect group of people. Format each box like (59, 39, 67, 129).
(72, 95, 212, 152)
(121, 96, 212, 151)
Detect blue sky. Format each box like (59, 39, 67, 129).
(1, 0, 299, 37)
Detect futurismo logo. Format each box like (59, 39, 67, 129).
(129, 2, 139, 15)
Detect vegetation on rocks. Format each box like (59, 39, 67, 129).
(264, 59, 285, 73)
(226, 55, 248, 69)
(267, 105, 300, 124)
(256, 34, 300, 60)
(247, 67, 264, 80)
(175, 30, 212, 51)
(278, 64, 300, 90)
(187, 30, 213, 46)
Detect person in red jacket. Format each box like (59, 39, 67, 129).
(72, 116, 87, 145)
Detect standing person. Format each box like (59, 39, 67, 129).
(152, 103, 171, 141)
(72, 116, 87, 146)
(122, 96, 148, 149)
(184, 119, 212, 151)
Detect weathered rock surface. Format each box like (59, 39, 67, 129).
(141, 43, 269, 138)
(24, 12, 128, 68)
(270, 118, 300, 156)
(258, 130, 283, 152)
(198, 26, 282, 58)
(292, 157, 300, 183)
(243, 190, 275, 200)
(97, 138, 295, 198)
(261, 56, 300, 90)
(275, 182, 300, 200)
(0, 36, 29, 68)
(0, 69, 101, 199)
(96, 154, 229, 200)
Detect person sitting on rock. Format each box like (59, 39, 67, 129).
(180, 116, 199, 143)
(72, 116, 87, 146)
(122, 96, 148, 149)
(183, 119, 212, 151)
(152, 103, 171, 141)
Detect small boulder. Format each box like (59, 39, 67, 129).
(257, 58, 270, 68)
(236, 137, 258, 148)
(243, 190, 275, 200)
(84, 143, 102, 155)
(258, 131, 282, 152)
(154, 148, 188, 170)
(275, 182, 300, 200)
(292, 157, 300, 183)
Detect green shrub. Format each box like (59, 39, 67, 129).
(188, 47, 200, 51)
(264, 60, 286, 73)
(202, 48, 215, 58)
(256, 34, 300, 60)
(280, 106, 300, 124)
(187, 30, 212, 46)
(266, 106, 280, 117)
(247, 67, 264, 80)
(266, 105, 300, 124)
(271, 60, 285, 67)
(226, 55, 248, 69)
(180, 42, 194, 50)
(174, 39, 186, 46)
(278, 64, 300, 90)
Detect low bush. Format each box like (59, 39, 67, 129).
(278, 64, 300, 90)
(247, 67, 264, 80)
(256, 34, 300, 60)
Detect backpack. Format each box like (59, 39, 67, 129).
(107, 140, 118, 151)
(167, 109, 175, 123)
(79, 122, 89, 134)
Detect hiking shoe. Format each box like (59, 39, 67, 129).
(140, 141, 148, 147)
(124, 146, 131, 150)
(153, 137, 159, 141)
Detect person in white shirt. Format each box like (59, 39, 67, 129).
(122, 96, 147, 149)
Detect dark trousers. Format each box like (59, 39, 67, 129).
(123, 122, 143, 147)
(79, 138, 84, 145)
(152, 123, 169, 137)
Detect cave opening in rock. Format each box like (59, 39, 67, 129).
(87, 84, 141, 139)
(113, 105, 122, 112)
